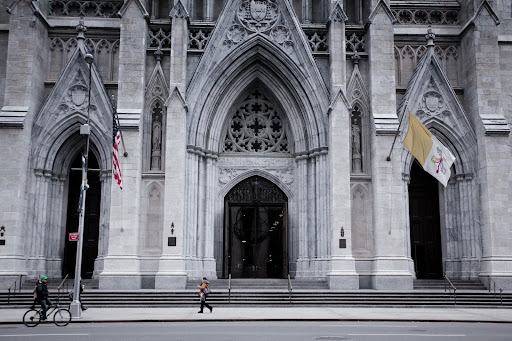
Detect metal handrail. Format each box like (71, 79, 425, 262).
(228, 274, 231, 304)
(488, 276, 504, 306)
(444, 274, 457, 305)
(7, 274, 23, 305)
(57, 274, 69, 304)
(287, 274, 292, 305)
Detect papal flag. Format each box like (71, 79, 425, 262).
(403, 112, 455, 187)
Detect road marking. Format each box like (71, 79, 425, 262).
(320, 324, 419, 328)
(348, 334, 465, 337)
(0, 334, 88, 337)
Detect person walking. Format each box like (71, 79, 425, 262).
(69, 279, 87, 311)
(197, 277, 212, 313)
(35, 276, 53, 320)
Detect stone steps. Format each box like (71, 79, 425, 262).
(2, 290, 509, 309)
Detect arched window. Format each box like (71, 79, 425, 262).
(222, 89, 290, 154)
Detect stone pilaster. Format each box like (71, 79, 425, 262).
(0, 0, 49, 287)
(460, 3, 512, 289)
(154, 0, 190, 289)
(326, 1, 358, 289)
(367, 0, 413, 290)
(99, 0, 148, 289)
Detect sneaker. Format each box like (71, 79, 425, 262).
(209, 307, 213, 313)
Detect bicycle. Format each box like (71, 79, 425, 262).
(23, 300, 71, 327)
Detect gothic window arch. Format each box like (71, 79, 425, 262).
(222, 88, 292, 155)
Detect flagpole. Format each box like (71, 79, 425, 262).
(110, 95, 128, 157)
(386, 100, 409, 161)
(70, 52, 94, 319)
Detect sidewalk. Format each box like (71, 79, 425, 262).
(2, 307, 512, 324)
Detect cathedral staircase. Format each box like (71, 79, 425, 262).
(2, 278, 510, 309)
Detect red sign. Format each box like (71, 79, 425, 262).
(69, 233, 79, 241)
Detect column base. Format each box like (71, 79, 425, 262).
(328, 274, 359, 289)
(154, 273, 187, 289)
(371, 275, 413, 290)
(99, 273, 142, 289)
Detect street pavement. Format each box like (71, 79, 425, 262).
(1, 306, 512, 324)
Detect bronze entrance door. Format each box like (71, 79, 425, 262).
(409, 162, 443, 279)
(63, 152, 101, 279)
(224, 176, 287, 278)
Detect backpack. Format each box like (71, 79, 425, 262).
(203, 285, 211, 295)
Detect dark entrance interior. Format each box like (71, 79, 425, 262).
(224, 176, 287, 278)
(62, 152, 101, 279)
(409, 161, 443, 279)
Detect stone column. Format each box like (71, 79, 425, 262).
(459, 3, 512, 289)
(154, 1, 190, 289)
(99, 0, 148, 289)
(0, 0, 49, 287)
(367, 0, 413, 290)
(326, 1, 358, 289)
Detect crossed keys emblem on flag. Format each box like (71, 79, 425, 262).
(431, 147, 447, 175)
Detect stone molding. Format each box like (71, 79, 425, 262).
(368, 0, 397, 25)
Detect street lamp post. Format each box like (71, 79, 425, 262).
(70, 52, 94, 319)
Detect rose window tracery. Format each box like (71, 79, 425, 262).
(223, 90, 290, 154)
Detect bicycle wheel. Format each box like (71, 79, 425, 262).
(53, 308, 71, 326)
(23, 309, 41, 327)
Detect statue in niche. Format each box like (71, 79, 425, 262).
(150, 104, 163, 170)
(351, 108, 362, 173)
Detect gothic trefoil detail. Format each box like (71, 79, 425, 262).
(329, 1, 348, 23)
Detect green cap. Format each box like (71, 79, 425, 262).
(40, 276, 48, 280)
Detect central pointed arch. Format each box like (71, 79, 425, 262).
(187, 35, 329, 154)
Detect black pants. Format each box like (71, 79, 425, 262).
(199, 293, 212, 312)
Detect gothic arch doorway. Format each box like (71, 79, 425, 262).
(62, 152, 102, 279)
(224, 176, 288, 278)
(409, 162, 443, 279)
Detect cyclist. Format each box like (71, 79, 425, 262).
(35, 276, 53, 320)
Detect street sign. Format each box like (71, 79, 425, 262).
(69, 232, 79, 241)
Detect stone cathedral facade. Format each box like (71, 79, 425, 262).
(1, 0, 512, 290)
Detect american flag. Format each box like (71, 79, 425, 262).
(113, 116, 123, 189)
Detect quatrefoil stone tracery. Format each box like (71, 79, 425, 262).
(223, 91, 290, 154)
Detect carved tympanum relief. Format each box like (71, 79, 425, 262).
(224, 0, 293, 51)
(415, 77, 451, 121)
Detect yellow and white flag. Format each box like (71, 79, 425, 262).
(403, 112, 455, 187)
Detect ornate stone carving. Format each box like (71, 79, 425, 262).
(150, 103, 163, 170)
(149, 28, 172, 49)
(170, 0, 189, 19)
(237, 0, 279, 33)
(417, 77, 451, 119)
(65, 70, 90, 111)
(223, 89, 290, 154)
(219, 168, 293, 186)
(346, 32, 365, 54)
(223, 0, 293, 52)
(49, 0, 123, 18)
(392, 8, 459, 25)
(329, 1, 348, 23)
